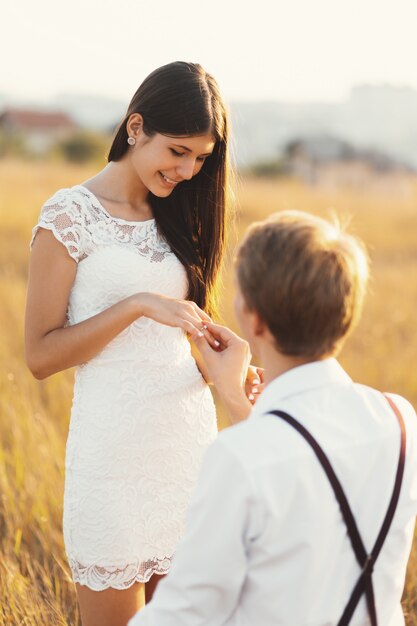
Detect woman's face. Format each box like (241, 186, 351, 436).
(127, 115, 216, 196)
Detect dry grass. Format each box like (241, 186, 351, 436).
(0, 160, 416, 624)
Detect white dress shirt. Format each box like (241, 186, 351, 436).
(129, 359, 417, 626)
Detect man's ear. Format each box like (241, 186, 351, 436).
(249, 309, 267, 338)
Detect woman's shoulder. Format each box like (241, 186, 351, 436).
(31, 186, 90, 261)
(41, 184, 90, 212)
(38, 185, 100, 228)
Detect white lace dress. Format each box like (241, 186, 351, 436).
(30, 185, 217, 590)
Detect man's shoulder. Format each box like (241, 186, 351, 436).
(355, 384, 416, 425)
(382, 391, 417, 432)
(215, 415, 283, 471)
(216, 386, 417, 467)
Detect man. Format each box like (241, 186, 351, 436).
(129, 211, 417, 625)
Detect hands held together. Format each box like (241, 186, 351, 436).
(137, 293, 264, 420)
(193, 321, 264, 421)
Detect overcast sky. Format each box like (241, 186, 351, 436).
(3, 0, 417, 105)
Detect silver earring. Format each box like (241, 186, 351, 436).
(127, 137, 136, 146)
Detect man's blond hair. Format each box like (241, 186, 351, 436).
(235, 210, 369, 359)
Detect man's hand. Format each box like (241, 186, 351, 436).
(194, 322, 251, 389)
(245, 365, 265, 404)
(193, 322, 253, 422)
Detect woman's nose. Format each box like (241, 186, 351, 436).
(177, 158, 196, 180)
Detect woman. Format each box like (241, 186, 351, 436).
(25, 61, 262, 626)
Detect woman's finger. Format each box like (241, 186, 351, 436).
(180, 309, 210, 333)
(201, 321, 241, 347)
(180, 318, 205, 337)
(201, 328, 221, 350)
(181, 313, 219, 348)
(191, 321, 221, 349)
(189, 302, 213, 324)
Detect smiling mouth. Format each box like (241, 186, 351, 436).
(159, 172, 180, 185)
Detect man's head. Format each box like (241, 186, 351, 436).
(234, 210, 369, 360)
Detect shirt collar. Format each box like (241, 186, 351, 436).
(251, 358, 352, 418)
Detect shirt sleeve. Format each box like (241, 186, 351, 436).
(128, 438, 253, 626)
(30, 189, 84, 262)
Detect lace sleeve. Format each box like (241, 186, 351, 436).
(30, 189, 85, 262)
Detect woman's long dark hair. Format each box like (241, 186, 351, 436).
(108, 61, 231, 319)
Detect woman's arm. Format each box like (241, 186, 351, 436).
(25, 229, 212, 380)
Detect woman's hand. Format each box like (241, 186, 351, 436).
(245, 365, 265, 404)
(135, 293, 220, 349)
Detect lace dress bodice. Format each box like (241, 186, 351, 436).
(30, 185, 218, 590)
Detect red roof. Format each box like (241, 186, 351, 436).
(0, 108, 77, 130)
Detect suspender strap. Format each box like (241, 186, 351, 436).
(267, 409, 377, 624)
(373, 396, 406, 563)
(338, 394, 406, 626)
(267, 393, 406, 626)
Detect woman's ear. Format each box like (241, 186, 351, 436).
(126, 113, 144, 139)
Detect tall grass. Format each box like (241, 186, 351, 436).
(0, 160, 416, 624)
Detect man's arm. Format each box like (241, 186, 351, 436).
(128, 440, 252, 626)
(188, 334, 265, 417)
(193, 323, 253, 423)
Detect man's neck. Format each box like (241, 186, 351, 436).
(259, 343, 322, 386)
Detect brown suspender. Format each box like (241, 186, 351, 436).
(267, 393, 406, 626)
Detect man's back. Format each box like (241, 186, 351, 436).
(130, 359, 417, 626)
(216, 359, 417, 625)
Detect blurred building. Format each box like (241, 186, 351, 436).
(284, 134, 413, 187)
(0, 108, 77, 155)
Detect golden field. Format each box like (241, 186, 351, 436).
(0, 159, 417, 624)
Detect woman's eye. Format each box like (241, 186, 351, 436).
(169, 148, 207, 163)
